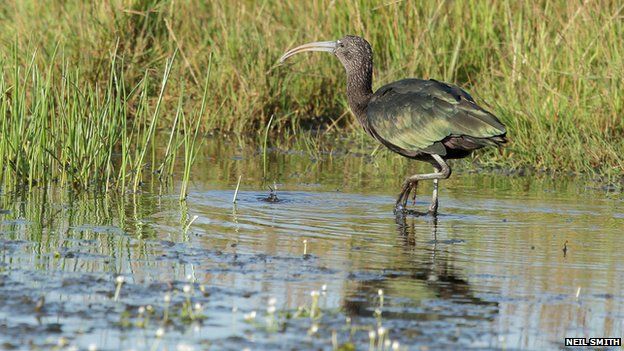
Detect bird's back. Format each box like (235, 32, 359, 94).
(366, 79, 506, 159)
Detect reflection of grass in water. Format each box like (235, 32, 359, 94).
(1, 188, 400, 349)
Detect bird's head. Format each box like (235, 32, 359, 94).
(279, 35, 373, 75)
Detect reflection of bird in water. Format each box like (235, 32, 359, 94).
(280, 35, 507, 215)
(342, 216, 498, 320)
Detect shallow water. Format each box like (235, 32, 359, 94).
(1, 138, 623, 350)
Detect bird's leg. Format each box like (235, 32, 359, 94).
(411, 181, 419, 205)
(406, 180, 418, 207)
(397, 155, 450, 215)
(428, 178, 439, 215)
(395, 179, 413, 211)
(395, 176, 422, 212)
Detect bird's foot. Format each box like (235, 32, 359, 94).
(395, 180, 425, 214)
(394, 181, 414, 212)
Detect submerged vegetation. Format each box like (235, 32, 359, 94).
(1, 0, 623, 189)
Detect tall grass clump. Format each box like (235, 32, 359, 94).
(0, 44, 205, 194)
(1, 0, 623, 179)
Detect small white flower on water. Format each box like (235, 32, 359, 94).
(194, 303, 202, 311)
(176, 343, 195, 351)
(146, 305, 154, 312)
(384, 340, 391, 348)
(268, 297, 277, 306)
(115, 276, 125, 284)
(392, 341, 400, 350)
(374, 308, 382, 315)
(346, 316, 351, 324)
(186, 274, 193, 281)
(88, 344, 98, 351)
(243, 348, 251, 351)
(310, 290, 319, 297)
(164, 294, 171, 303)
(67, 345, 79, 351)
(138, 306, 145, 314)
(321, 284, 327, 292)
(244, 311, 257, 321)
(368, 330, 376, 339)
(183, 285, 191, 293)
(267, 305, 276, 314)
(377, 327, 386, 336)
(378, 289, 384, 296)
(232, 306, 238, 313)
(57, 337, 68, 347)
(309, 324, 318, 334)
(156, 327, 165, 338)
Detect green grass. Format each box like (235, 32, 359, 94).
(1, 0, 623, 188)
(0, 45, 204, 194)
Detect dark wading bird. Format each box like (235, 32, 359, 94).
(279, 35, 507, 215)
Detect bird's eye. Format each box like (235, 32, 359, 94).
(337, 40, 344, 48)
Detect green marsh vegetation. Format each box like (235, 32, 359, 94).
(0, 46, 207, 195)
(1, 0, 623, 191)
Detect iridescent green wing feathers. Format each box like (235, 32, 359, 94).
(366, 79, 506, 156)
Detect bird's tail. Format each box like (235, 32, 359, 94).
(443, 134, 507, 151)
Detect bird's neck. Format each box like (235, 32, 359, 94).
(346, 66, 373, 128)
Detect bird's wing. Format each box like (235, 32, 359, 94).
(366, 79, 506, 156)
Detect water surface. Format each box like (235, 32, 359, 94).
(1, 138, 622, 350)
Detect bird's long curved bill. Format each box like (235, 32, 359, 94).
(279, 41, 337, 63)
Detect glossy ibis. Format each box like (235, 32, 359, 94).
(279, 35, 507, 215)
